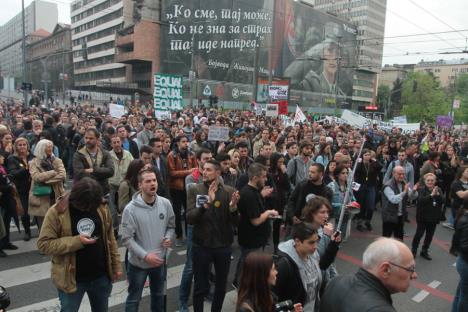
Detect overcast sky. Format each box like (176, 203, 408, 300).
(1, 0, 467, 66)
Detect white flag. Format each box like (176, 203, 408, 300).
(294, 105, 307, 123)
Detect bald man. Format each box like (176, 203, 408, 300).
(320, 238, 417, 312)
(381, 166, 418, 240)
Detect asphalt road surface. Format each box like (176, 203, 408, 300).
(0, 204, 457, 312)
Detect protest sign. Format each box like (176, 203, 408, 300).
(341, 110, 368, 128)
(436, 116, 453, 129)
(208, 126, 230, 142)
(109, 103, 125, 118)
(265, 104, 279, 117)
(154, 73, 183, 111)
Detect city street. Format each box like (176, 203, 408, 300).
(0, 205, 457, 312)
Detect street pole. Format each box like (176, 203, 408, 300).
(252, 45, 260, 105)
(267, 0, 277, 105)
(62, 53, 66, 106)
(189, 32, 195, 108)
(335, 36, 342, 113)
(21, 0, 28, 107)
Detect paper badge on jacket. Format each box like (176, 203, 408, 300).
(352, 182, 361, 191)
(305, 193, 316, 203)
(196, 195, 210, 208)
(77, 218, 95, 236)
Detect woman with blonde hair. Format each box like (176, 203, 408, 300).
(29, 139, 66, 231)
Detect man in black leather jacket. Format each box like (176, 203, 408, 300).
(320, 237, 417, 312)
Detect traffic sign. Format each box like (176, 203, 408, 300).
(21, 82, 32, 91)
(203, 85, 212, 96)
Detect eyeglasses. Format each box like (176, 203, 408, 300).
(389, 262, 416, 274)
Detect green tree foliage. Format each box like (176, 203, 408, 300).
(377, 85, 390, 108)
(401, 72, 450, 123)
(453, 73, 468, 124)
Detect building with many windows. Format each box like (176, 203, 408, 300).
(26, 24, 73, 98)
(414, 58, 468, 89)
(0, 0, 58, 87)
(70, 0, 133, 92)
(306, 0, 387, 108)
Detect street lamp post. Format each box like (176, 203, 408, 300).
(385, 87, 402, 120)
(21, 0, 28, 107)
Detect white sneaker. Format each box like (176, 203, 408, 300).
(442, 222, 454, 230)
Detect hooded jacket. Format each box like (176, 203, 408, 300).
(121, 192, 175, 269)
(274, 240, 323, 312)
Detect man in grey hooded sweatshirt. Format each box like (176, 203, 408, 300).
(121, 168, 175, 312)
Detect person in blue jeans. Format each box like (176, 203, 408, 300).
(178, 224, 193, 312)
(121, 169, 175, 312)
(186, 160, 240, 312)
(37, 177, 122, 312)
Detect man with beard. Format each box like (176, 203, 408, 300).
(72, 128, 114, 195)
(167, 135, 198, 246)
(233, 163, 278, 288)
(186, 160, 240, 312)
(287, 140, 315, 187)
(121, 169, 175, 312)
(236, 141, 253, 174)
(288, 163, 333, 225)
(215, 153, 237, 188)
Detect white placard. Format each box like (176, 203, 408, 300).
(208, 126, 230, 142)
(393, 116, 407, 124)
(393, 123, 419, 134)
(255, 104, 263, 116)
(265, 104, 278, 117)
(341, 110, 369, 128)
(109, 103, 125, 118)
(155, 110, 171, 120)
(268, 85, 289, 100)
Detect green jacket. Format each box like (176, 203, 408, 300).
(37, 193, 121, 293)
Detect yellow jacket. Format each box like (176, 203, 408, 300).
(37, 193, 121, 293)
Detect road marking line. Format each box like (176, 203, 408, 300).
(412, 280, 441, 303)
(10, 264, 185, 312)
(0, 247, 126, 288)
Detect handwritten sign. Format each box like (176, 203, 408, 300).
(208, 126, 230, 142)
(109, 103, 125, 118)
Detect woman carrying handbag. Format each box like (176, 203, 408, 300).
(29, 139, 66, 232)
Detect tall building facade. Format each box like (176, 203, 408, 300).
(306, 0, 387, 107)
(0, 0, 58, 85)
(27, 24, 74, 96)
(70, 0, 134, 91)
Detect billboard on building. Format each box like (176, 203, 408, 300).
(160, 0, 357, 107)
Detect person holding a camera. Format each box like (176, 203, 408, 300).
(236, 252, 302, 312)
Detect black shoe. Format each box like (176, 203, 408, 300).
(420, 250, 432, 260)
(3, 243, 18, 250)
(23, 232, 31, 241)
(365, 221, 373, 231)
(411, 249, 417, 258)
(405, 218, 411, 223)
(0, 250, 7, 257)
(357, 224, 365, 232)
(440, 215, 447, 222)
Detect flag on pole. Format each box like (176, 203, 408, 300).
(294, 105, 307, 123)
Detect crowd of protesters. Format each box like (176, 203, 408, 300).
(0, 98, 467, 312)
